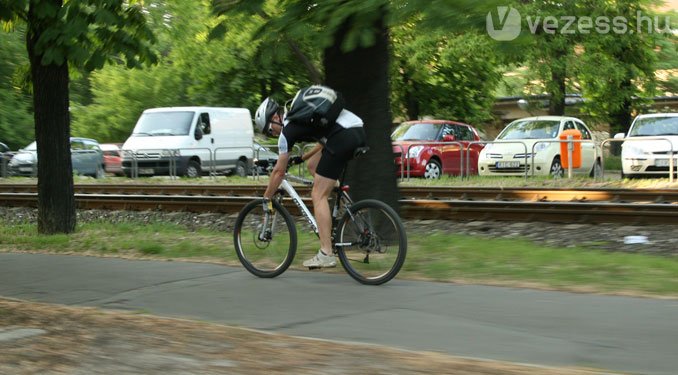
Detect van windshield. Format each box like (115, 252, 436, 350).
(133, 111, 194, 136)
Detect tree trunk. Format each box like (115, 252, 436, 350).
(548, 62, 567, 116)
(323, 10, 400, 211)
(609, 80, 634, 156)
(403, 70, 420, 121)
(28, 0, 76, 234)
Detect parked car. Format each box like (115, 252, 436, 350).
(392, 120, 484, 179)
(8, 137, 105, 178)
(478, 116, 600, 177)
(252, 141, 278, 175)
(615, 113, 678, 179)
(100, 143, 124, 176)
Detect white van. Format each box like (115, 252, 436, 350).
(121, 107, 254, 177)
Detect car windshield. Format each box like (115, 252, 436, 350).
(24, 141, 37, 151)
(133, 111, 194, 136)
(498, 120, 560, 140)
(392, 123, 441, 141)
(629, 117, 678, 137)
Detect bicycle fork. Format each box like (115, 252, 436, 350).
(259, 211, 274, 241)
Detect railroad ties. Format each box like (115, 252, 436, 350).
(0, 184, 677, 225)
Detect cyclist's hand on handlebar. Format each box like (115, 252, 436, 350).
(289, 156, 304, 166)
(262, 198, 273, 213)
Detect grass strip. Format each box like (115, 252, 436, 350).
(1, 221, 677, 298)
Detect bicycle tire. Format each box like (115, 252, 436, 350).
(335, 199, 407, 285)
(233, 199, 297, 278)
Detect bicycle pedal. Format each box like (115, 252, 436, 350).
(307, 266, 322, 270)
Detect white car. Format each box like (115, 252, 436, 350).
(615, 113, 678, 179)
(478, 116, 600, 177)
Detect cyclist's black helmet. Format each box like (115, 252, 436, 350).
(254, 97, 279, 135)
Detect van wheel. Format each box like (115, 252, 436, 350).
(235, 160, 248, 177)
(185, 160, 201, 178)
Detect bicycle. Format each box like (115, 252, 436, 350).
(233, 147, 407, 285)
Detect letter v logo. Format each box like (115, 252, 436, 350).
(487, 6, 522, 41)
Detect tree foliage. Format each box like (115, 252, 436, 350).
(575, 0, 661, 133)
(391, 25, 502, 124)
(0, 0, 157, 234)
(0, 28, 33, 149)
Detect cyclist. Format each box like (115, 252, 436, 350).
(254, 95, 366, 268)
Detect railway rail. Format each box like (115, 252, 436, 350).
(1, 184, 677, 224)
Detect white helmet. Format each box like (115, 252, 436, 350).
(254, 97, 279, 135)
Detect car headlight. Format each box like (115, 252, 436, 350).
(161, 149, 180, 157)
(534, 143, 548, 153)
(623, 145, 651, 156)
(407, 146, 424, 158)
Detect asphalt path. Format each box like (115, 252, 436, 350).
(1, 253, 676, 375)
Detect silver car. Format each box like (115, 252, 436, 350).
(8, 137, 105, 178)
(252, 141, 278, 175)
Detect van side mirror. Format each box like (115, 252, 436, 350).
(613, 133, 625, 139)
(195, 126, 203, 140)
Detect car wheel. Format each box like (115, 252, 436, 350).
(235, 160, 248, 177)
(94, 164, 105, 179)
(424, 159, 442, 179)
(185, 160, 201, 178)
(589, 159, 602, 178)
(550, 157, 564, 178)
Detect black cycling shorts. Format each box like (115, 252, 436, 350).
(316, 127, 366, 180)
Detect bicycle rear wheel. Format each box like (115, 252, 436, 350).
(335, 199, 407, 285)
(233, 199, 297, 278)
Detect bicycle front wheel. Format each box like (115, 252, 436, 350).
(233, 199, 297, 278)
(335, 199, 407, 285)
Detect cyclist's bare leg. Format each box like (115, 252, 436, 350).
(311, 174, 336, 255)
(306, 148, 321, 176)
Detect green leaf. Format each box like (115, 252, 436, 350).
(33, 1, 58, 19)
(208, 21, 227, 41)
(41, 47, 65, 65)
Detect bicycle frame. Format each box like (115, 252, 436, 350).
(279, 179, 318, 233)
(274, 175, 355, 240)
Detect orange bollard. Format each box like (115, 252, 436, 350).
(560, 129, 582, 169)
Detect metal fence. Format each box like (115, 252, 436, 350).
(528, 139, 598, 179)
(397, 141, 464, 181)
(466, 140, 530, 179)
(600, 137, 675, 183)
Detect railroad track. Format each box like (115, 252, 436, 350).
(1, 184, 677, 224)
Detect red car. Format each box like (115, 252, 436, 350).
(100, 143, 124, 176)
(392, 120, 484, 179)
